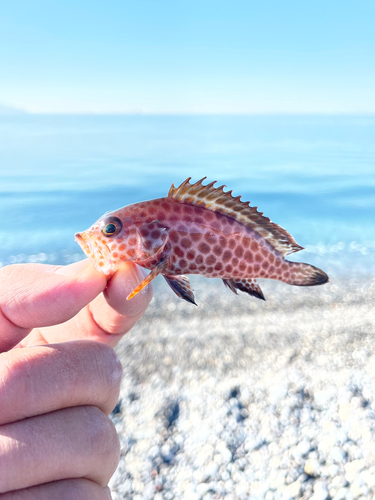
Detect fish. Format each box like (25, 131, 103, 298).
(75, 177, 329, 305)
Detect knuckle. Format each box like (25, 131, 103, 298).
(63, 341, 123, 414)
(82, 406, 120, 480)
(89, 341, 123, 391)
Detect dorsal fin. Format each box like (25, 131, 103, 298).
(168, 177, 303, 256)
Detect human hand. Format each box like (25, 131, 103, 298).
(0, 259, 153, 499)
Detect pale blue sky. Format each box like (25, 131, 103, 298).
(1, 0, 374, 114)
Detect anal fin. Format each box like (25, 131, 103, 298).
(222, 278, 265, 301)
(164, 275, 197, 305)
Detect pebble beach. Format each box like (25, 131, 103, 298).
(109, 275, 375, 500)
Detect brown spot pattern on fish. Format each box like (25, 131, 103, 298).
(75, 177, 329, 305)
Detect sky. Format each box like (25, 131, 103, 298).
(0, 0, 374, 114)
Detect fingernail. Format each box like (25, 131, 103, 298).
(131, 264, 148, 283)
(117, 262, 147, 284)
(55, 260, 91, 276)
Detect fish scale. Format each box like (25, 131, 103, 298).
(75, 177, 329, 305)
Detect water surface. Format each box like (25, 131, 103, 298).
(1, 115, 374, 277)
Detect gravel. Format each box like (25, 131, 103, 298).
(109, 275, 375, 500)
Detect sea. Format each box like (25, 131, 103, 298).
(1, 114, 374, 279)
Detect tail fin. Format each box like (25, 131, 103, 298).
(282, 261, 329, 287)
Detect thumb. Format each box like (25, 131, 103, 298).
(0, 260, 107, 352)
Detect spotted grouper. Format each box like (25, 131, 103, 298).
(75, 177, 329, 304)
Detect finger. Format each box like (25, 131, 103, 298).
(0, 479, 111, 500)
(0, 341, 122, 425)
(21, 262, 153, 348)
(0, 406, 120, 493)
(0, 260, 106, 352)
(90, 262, 154, 336)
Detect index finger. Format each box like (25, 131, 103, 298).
(0, 260, 106, 352)
(21, 262, 153, 348)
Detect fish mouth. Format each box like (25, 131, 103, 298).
(75, 232, 113, 276)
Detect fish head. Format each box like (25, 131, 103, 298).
(75, 210, 140, 277)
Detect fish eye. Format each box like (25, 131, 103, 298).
(100, 217, 123, 237)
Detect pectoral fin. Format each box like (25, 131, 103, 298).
(222, 278, 265, 301)
(164, 274, 197, 305)
(127, 261, 166, 300)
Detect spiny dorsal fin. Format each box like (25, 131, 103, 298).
(168, 177, 304, 256)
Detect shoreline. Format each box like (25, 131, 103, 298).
(116, 275, 375, 380)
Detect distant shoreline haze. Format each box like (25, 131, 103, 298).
(1, 105, 375, 117)
(0, 104, 27, 115)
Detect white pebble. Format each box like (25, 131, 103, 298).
(304, 458, 321, 477)
(330, 447, 347, 463)
(268, 384, 288, 405)
(196, 482, 211, 495)
(332, 488, 351, 500)
(183, 493, 200, 500)
(345, 460, 365, 482)
(204, 461, 219, 479)
(148, 445, 160, 459)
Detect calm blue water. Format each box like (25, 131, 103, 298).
(1, 115, 374, 277)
